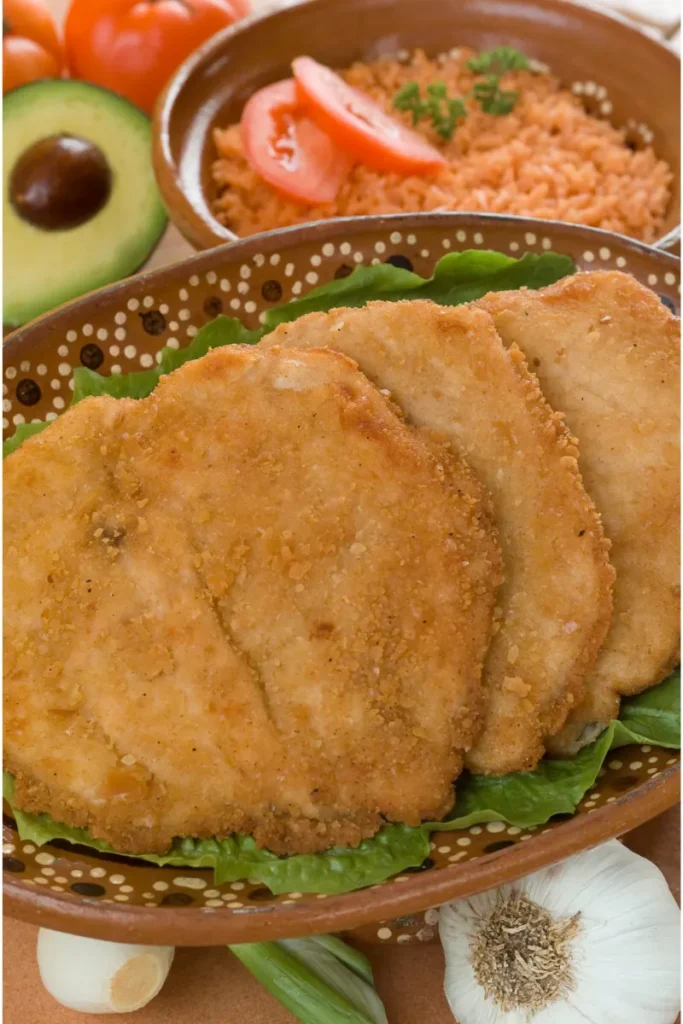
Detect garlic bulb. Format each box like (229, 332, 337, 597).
(37, 929, 174, 1014)
(440, 840, 680, 1024)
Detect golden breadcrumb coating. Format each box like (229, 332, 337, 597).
(4, 344, 500, 854)
(479, 271, 680, 753)
(264, 301, 614, 774)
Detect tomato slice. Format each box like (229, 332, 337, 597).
(292, 56, 446, 175)
(240, 78, 351, 205)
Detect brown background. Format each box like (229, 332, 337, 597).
(4, 806, 679, 1024)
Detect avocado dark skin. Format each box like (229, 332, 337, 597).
(9, 134, 112, 232)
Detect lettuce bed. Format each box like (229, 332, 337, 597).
(3, 676, 679, 894)
(4, 250, 680, 895)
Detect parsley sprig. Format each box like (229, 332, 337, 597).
(392, 46, 530, 141)
(394, 81, 467, 139)
(466, 46, 531, 75)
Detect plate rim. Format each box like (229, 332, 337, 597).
(4, 210, 680, 944)
(5, 763, 679, 945)
(4, 211, 679, 352)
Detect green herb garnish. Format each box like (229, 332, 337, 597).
(392, 46, 530, 140)
(394, 80, 467, 139)
(467, 45, 530, 75)
(472, 75, 519, 116)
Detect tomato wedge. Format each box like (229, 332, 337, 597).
(292, 56, 446, 175)
(240, 78, 351, 205)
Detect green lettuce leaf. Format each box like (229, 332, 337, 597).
(2, 771, 428, 894)
(4, 316, 261, 455)
(230, 936, 387, 1024)
(431, 729, 615, 830)
(431, 671, 681, 831)
(2, 420, 50, 458)
(613, 668, 681, 748)
(263, 250, 574, 328)
(4, 674, 678, 891)
(3, 250, 571, 456)
(72, 316, 262, 404)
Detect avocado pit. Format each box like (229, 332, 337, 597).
(10, 134, 112, 232)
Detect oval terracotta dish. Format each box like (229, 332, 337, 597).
(3, 213, 680, 946)
(152, 0, 681, 250)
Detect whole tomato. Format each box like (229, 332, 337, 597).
(65, 0, 249, 115)
(3, 0, 65, 93)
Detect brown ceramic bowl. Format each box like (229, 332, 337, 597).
(3, 213, 680, 946)
(152, 0, 681, 250)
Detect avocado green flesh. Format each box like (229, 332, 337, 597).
(4, 80, 167, 328)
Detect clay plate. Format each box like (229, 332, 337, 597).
(3, 213, 680, 946)
(152, 0, 681, 250)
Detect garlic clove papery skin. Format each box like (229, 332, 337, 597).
(37, 929, 175, 1014)
(440, 840, 680, 1024)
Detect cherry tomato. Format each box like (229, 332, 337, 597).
(65, 0, 248, 115)
(241, 78, 352, 205)
(3, 0, 64, 94)
(292, 56, 446, 175)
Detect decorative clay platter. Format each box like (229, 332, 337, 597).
(3, 213, 680, 946)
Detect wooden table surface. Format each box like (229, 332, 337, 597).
(3, 3, 679, 1023)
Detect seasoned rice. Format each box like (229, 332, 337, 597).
(212, 49, 672, 242)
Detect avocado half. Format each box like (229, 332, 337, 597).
(4, 79, 167, 328)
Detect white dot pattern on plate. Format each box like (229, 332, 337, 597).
(3, 224, 678, 945)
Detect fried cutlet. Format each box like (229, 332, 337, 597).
(4, 345, 500, 855)
(478, 270, 680, 753)
(262, 301, 614, 775)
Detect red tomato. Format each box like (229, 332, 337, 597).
(241, 78, 351, 205)
(3, 0, 65, 93)
(65, 0, 248, 115)
(293, 56, 446, 175)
